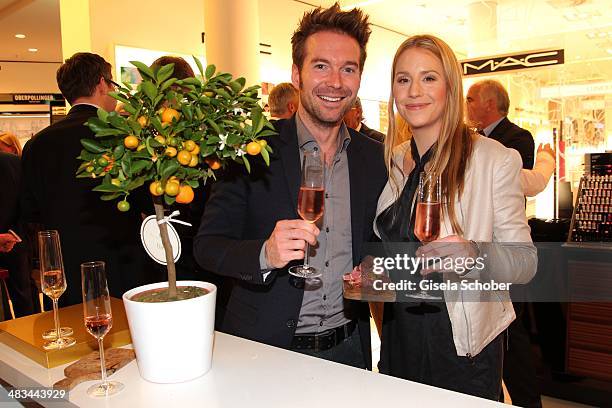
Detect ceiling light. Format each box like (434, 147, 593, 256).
(15, 34, 26, 39)
(586, 32, 596, 39)
(607, 49, 612, 55)
(28, 48, 38, 52)
(598, 32, 607, 38)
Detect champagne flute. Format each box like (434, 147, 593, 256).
(411, 173, 443, 300)
(81, 261, 124, 397)
(289, 149, 325, 279)
(38, 230, 76, 350)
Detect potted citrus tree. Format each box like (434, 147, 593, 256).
(76, 58, 274, 383)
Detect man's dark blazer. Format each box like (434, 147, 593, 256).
(194, 117, 387, 369)
(21, 105, 157, 306)
(488, 117, 534, 170)
(359, 122, 385, 143)
(0, 152, 34, 318)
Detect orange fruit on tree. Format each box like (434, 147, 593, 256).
(117, 200, 130, 212)
(149, 181, 164, 196)
(124, 135, 139, 149)
(176, 184, 195, 204)
(246, 141, 262, 155)
(165, 181, 180, 196)
(137, 116, 148, 127)
(191, 144, 200, 155)
(165, 146, 177, 157)
(161, 108, 180, 124)
(177, 150, 192, 165)
(188, 154, 199, 167)
(205, 158, 221, 170)
(184, 140, 196, 152)
(154, 135, 166, 145)
(258, 139, 267, 148)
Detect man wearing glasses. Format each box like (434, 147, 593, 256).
(21, 53, 156, 306)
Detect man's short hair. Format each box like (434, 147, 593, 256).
(151, 56, 195, 80)
(56, 52, 112, 104)
(477, 80, 510, 116)
(291, 2, 371, 72)
(268, 83, 298, 117)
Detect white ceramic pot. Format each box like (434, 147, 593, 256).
(123, 281, 216, 383)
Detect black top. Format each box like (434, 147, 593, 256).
(377, 138, 435, 242)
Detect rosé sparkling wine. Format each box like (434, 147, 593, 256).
(85, 314, 113, 339)
(414, 202, 441, 242)
(298, 187, 324, 223)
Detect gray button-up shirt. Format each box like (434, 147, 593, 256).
(294, 114, 353, 334)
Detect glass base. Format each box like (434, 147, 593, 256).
(288, 265, 321, 279)
(43, 336, 76, 350)
(87, 381, 124, 397)
(42, 327, 74, 340)
(406, 290, 442, 301)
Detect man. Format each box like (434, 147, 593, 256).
(466, 80, 534, 169)
(21, 53, 156, 306)
(343, 97, 384, 142)
(194, 4, 386, 369)
(0, 152, 34, 319)
(268, 82, 299, 120)
(467, 79, 541, 408)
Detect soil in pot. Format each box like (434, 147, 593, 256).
(130, 286, 209, 303)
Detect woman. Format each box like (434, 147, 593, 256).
(374, 35, 537, 399)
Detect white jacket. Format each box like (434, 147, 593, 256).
(374, 135, 537, 357)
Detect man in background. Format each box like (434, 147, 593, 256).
(21, 52, 156, 306)
(343, 97, 384, 142)
(268, 82, 299, 120)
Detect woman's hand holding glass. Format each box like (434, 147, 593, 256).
(416, 235, 480, 275)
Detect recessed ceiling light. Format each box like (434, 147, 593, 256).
(28, 48, 38, 52)
(15, 34, 26, 39)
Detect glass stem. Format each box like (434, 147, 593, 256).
(304, 242, 310, 269)
(52, 299, 61, 340)
(98, 337, 108, 388)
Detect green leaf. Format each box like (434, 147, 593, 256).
(81, 139, 107, 153)
(229, 80, 243, 93)
(160, 78, 178, 92)
(258, 129, 277, 137)
(205, 64, 215, 79)
(93, 183, 122, 193)
(150, 117, 166, 135)
(157, 63, 175, 83)
(216, 88, 231, 99)
(95, 128, 126, 137)
(113, 144, 125, 160)
(141, 81, 157, 102)
(87, 117, 109, 133)
(160, 159, 180, 179)
(205, 118, 221, 135)
(130, 160, 149, 175)
(178, 77, 201, 86)
(101, 193, 122, 201)
(126, 176, 146, 191)
(260, 145, 270, 166)
(121, 153, 133, 177)
(242, 155, 251, 173)
(130, 60, 155, 79)
(164, 194, 176, 206)
(108, 113, 131, 133)
(193, 56, 204, 77)
(186, 179, 199, 188)
(97, 108, 109, 123)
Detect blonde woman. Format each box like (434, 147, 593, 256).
(374, 35, 537, 399)
(0, 132, 22, 155)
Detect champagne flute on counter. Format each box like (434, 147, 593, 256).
(38, 230, 76, 350)
(81, 261, 124, 397)
(411, 172, 442, 300)
(289, 149, 325, 279)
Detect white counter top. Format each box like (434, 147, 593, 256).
(1, 331, 508, 407)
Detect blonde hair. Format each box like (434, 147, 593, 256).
(384, 34, 475, 235)
(0, 132, 22, 156)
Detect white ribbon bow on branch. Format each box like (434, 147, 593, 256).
(156, 210, 192, 227)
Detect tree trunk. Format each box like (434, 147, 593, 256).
(153, 197, 177, 298)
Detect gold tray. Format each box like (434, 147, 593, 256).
(0, 297, 131, 368)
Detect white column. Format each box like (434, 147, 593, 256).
(204, 0, 261, 85)
(467, 1, 497, 57)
